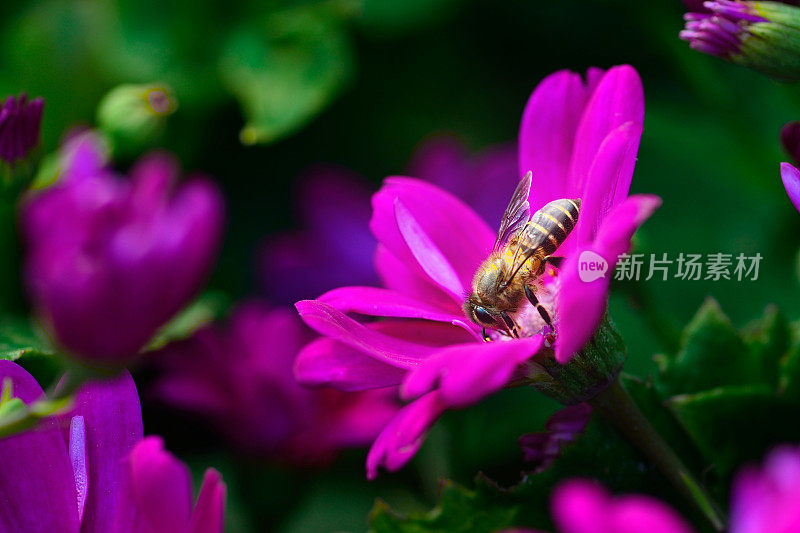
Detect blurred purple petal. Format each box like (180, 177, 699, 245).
(780, 162, 800, 213)
(114, 436, 193, 532)
(72, 371, 143, 533)
(259, 166, 378, 303)
(730, 446, 800, 533)
(551, 479, 692, 533)
(0, 362, 79, 533)
(780, 122, 800, 165)
(189, 469, 226, 533)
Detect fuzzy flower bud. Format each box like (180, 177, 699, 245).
(681, 1, 800, 81)
(96, 84, 177, 156)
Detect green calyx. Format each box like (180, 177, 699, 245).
(524, 313, 627, 405)
(738, 2, 800, 80)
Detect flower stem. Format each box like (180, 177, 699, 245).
(589, 378, 726, 532)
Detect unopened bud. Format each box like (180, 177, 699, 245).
(96, 84, 177, 156)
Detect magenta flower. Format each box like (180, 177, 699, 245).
(20, 131, 225, 366)
(0, 93, 44, 164)
(258, 138, 517, 304)
(295, 65, 660, 478)
(780, 162, 800, 213)
(153, 301, 399, 463)
(0, 360, 225, 532)
(549, 479, 693, 533)
(730, 446, 800, 533)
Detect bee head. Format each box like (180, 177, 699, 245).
(464, 295, 500, 328)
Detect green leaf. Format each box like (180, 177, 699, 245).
(146, 291, 230, 351)
(369, 476, 519, 533)
(218, 1, 357, 145)
(667, 385, 800, 482)
(0, 315, 56, 361)
(656, 298, 759, 396)
(741, 305, 790, 387)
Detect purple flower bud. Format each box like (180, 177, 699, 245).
(19, 131, 225, 366)
(518, 403, 592, 473)
(681, 1, 800, 80)
(0, 94, 44, 165)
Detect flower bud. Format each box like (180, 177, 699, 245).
(96, 84, 176, 156)
(681, 1, 800, 81)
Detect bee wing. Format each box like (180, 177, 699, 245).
(492, 171, 532, 252)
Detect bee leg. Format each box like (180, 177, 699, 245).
(525, 285, 552, 326)
(482, 328, 493, 342)
(500, 311, 520, 339)
(545, 256, 564, 269)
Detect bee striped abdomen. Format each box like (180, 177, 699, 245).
(521, 198, 581, 256)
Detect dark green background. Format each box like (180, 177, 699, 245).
(2, 0, 799, 531)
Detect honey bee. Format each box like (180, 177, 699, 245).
(464, 171, 580, 341)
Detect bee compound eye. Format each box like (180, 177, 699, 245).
(474, 306, 496, 326)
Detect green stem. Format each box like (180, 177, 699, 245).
(589, 378, 726, 532)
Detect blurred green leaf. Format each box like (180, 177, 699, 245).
(741, 305, 790, 387)
(0, 315, 56, 361)
(369, 476, 518, 533)
(146, 291, 231, 351)
(667, 385, 800, 482)
(218, 1, 356, 145)
(656, 298, 762, 396)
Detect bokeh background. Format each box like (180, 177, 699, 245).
(1, 0, 799, 531)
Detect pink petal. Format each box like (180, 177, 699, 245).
(610, 496, 693, 533)
(401, 337, 544, 407)
(189, 469, 226, 533)
(556, 195, 661, 363)
(781, 162, 800, 213)
(568, 65, 644, 198)
(318, 286, 469, 324)
(519, 70, 590, 211)
(295, 336, 406, 390)
(366, 391, 447, 480)
(295, 300, 437, 368)
(114, 436, 193, 532)
(394, 199, 465, 301)
(369, 178, 493, 299)
(551, 479, 610, 533)
(374, 244, 459, 313)
(577, 121, 643, 246)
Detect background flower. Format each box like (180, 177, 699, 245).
(153, 301, 399, 463)
(0, 93, 44, 165)
(0, 360, 225, 532)
(258, 136, 516, 305)
(20, 132, 225, 365)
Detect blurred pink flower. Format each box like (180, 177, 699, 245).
(730, 446, 800, 533)
(19, 131, 225, 366)
(295, 65, 660, 478)
(780, 162, 800, 213)
(258, 137, 517, 304)
(550, 479, 693, 533)
(0, 360, 225, 533)
(154, 301, 399, 463)
(519, 404, 592, 473)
